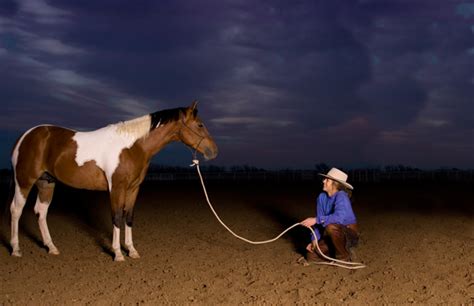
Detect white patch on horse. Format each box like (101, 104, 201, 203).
(72, 115, 151, 191)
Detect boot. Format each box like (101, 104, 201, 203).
(306, 240, 330, 262)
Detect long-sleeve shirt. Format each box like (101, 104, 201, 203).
(311, 190, 357, 241)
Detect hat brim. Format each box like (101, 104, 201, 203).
(318, 173, 354, 190)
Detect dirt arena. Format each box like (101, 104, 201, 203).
(0, 178, 472, 304)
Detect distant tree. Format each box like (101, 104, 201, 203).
(314, 163, 329, 173)
(202, 165, 226, 172)
(230, 165, 242, 172)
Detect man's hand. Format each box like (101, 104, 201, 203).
(300, 217, 317, 228)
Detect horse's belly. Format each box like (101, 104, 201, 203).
(53, 160, 109, 191)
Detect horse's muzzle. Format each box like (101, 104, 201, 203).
(204, 147, 218, 160)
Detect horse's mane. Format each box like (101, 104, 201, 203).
(114, 115, 151, 139)
(150, 107, 196, 129)
(114, 107, 193, 139)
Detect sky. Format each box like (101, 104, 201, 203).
(1, 0, 473, 170)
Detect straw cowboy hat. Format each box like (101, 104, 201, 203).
(318, 168, 354, 190)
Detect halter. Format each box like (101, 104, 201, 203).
(179, 118, 206, 160)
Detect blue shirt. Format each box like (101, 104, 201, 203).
(311, 190, 357, 241)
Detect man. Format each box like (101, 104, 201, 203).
(300, 168, 359, 264)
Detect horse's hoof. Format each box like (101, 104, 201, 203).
(49, 248, 60, 255)
(129, 251, 140, 259)
(11, 250, 22, 257)
(114, 255, 125, 262)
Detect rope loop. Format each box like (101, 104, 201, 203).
(191, 159, 366, 269)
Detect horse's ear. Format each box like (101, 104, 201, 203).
(187, 100, 198, 118)
(190, 100, 198, 111)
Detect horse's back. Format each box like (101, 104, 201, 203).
(14, 125, 76, 160)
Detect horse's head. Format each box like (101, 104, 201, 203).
(179, 101, 218, 161)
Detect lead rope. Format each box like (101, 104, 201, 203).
(190, 159, 366, 269)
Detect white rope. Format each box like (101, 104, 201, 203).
(191, 160, 366, 269)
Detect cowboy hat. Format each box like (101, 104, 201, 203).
(318, 167, 353, 190)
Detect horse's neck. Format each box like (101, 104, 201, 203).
(136, 122, 180, 158)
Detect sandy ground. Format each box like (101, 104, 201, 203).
(0, 179, 472, 304)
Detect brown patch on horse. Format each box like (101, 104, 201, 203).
(36, 179, 55, 203)
(15, 126, 51, 196)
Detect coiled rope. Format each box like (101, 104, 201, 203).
(191, 160, 365, 269)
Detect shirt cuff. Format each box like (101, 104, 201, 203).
(310, 226, 321, 241)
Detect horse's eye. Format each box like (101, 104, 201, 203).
(198, 123, 204, 128)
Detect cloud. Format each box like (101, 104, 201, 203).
(46, 69, 98, 86)
(359, 77, 427, 129)
(211, 116, 292, 128)
(455, 3, 474, 19)
(29, 38, 84, 55)
(114, 98, 153, 117)
(0, 0, 154, 129)
(0, 0, 473, 168)
(19, 0, 69, 24)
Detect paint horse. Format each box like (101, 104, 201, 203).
(10, 101, 218, 261)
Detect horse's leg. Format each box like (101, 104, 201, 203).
(10, 186, 29, 257)
(110, 187, 126, 262)
(124, 224, 139, 258)
(112, 223, 124, 262)
(10, 177, 36, 257)
(124, 187, 140, 258)
(34, 178, 59, 255)
(11, 125, 50, 256)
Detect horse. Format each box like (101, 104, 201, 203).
(10, 101, 218, 261)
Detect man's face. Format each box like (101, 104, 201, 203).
(322, 178, 336, 194)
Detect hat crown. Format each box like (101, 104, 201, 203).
(318, 167, 354, 190)
(326, 168, 348, 182)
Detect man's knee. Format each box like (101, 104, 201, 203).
(325, 223, 343, 236)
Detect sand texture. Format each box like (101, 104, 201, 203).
(0, 180, 472, 304)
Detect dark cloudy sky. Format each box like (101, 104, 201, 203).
(1, 0, 473, 169)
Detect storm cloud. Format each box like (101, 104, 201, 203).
(1, 0, 473, 169)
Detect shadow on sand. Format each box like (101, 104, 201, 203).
(0, 181, 116, 259)
(251, 200, 310, 256)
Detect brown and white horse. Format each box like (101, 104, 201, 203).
(10, 101, 218, 261)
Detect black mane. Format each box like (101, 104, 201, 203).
(149, 107, 197, 130)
